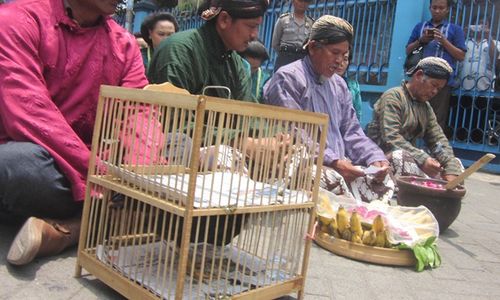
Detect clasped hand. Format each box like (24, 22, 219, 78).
(244, 133, 292, 161)
(332, 159, 389, 183)
(420, 28, 446, 45)
(422, 157, 443, 178)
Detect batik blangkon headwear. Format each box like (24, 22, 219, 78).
(201, 0, 269, 20)
(304, 15, 354, 49)
(408, 56, 453, 80)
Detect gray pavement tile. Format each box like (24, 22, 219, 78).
(459, 199, 492, 219)
(473, 208, 500, 225)
(472, 231, 500, 250)
(325, 283, 378, 300)
(411, 291, 494, 300)
(428, 262, 465, 280)
(1, 171, 500, 299)
(304, 294, 331, 300)
(407, 278, 500, 298)
(74, 275, 125, 299)
(482, 262, 500, 276)
(398, 267, 435, 287)
(373, 293, 415, 300)
(363, 270, 412, 294)
(457, 243, 500, 263)
(303, 276, 333, 298)
(440, 253, 484, 271)
(467, 221, 500, 234)
(440, 230, 479, 247)
(459, 267, 500, 284)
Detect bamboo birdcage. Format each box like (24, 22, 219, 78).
(75, 84, 328, 300)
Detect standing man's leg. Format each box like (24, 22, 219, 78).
(273, 51, 306, 72)
(0, 142, 82, 265)
(429, 85, 452, 137)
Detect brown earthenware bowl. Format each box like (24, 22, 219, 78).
(396, 176, 467, 232)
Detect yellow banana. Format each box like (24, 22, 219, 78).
(341, 228, 352, 241)
(385, 231, 392, 248)
(361, 221, 372, 231)
(328, 217, 340, 238)
(362, 230, 377, 246)
(351, 233, 363, 244)
(372, 215, 385, 234)
(350, 210, 363, 238)
(317, 214, 333, 227)
(375, 230, 388, 248)
(336, 206, 349, 233)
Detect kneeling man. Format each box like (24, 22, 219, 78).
(367, 57, 461, 182)
(264, 15, 394, 203)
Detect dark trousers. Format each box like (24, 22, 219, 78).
(273, 52, 306, 72)
(0, 142, 81, 224)
(429, 85, 452, 137)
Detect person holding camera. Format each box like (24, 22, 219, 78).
(405, 0, 466, 137)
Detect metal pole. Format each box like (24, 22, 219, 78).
(125, 0, 134, 33)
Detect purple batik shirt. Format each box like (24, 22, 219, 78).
(263, 56, 386, 167)
(0, 0, 148, 201)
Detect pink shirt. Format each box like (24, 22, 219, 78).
(0, 0, 148, 201)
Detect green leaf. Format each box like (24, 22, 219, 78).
(432, 245, 442, 267)
(413, 245, 426, 272)
(417, 245, 430, 266)
(399, 236, 442, 272)
(396, 243, 411, 250)
(423, 236, 437, 247)
(425, 246, 435, 268)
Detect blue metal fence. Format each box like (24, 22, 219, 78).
(138, 0, 397, 87)
(446, 0, 500, 168)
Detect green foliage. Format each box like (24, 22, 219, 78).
(177, 0, 200, 11)
(397, 236, 442, 272)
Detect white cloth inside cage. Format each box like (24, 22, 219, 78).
(106, 164, 309, 208)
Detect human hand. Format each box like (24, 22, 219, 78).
(420, 28, 435, 44)
(442, 174, 458, 183)
(370, 160, 390, 182)
(422, 157, 443, 178)
(432, 29, 446, 44)
(244, 134, 292, 160)
(332, 159, 365, 183)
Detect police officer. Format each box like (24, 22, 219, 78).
(271, 0, 314, 72)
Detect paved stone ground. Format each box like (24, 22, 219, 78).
(1, 172, 499, 300)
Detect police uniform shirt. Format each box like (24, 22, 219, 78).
(271, 12, 313, 52)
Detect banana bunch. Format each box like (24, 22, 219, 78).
(317, 207, 392, 248)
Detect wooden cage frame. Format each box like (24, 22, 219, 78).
(75, 85, 329, 300)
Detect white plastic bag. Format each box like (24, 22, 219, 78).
(316, 188, 439, 247)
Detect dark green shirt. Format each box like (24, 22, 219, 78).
(366, 83, 461, 175)
(148, 22, 254, 102)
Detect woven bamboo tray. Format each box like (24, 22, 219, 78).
(314, 232, 416, 267)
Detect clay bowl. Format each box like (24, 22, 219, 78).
(396, 176, 466, 232)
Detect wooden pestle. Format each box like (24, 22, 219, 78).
(444, 153, 496, 190)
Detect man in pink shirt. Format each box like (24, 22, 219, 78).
(0, 0, 148, 265)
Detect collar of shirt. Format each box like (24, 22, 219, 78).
(201, 23, 234, 62)
(402, 81, 417, 101)
(425, 19, 448, 29)
(303, 55, 328, 84)
(55, 0, 110, 32)
(290, 12, 307, 26)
